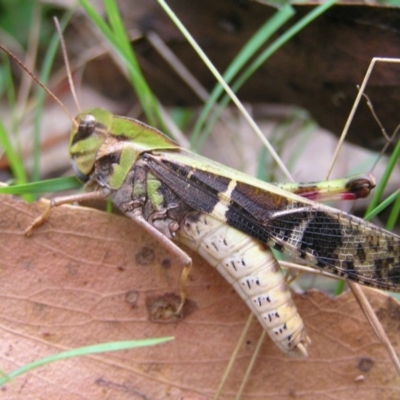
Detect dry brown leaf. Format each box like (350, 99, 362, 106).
(0, 195, 399, 399)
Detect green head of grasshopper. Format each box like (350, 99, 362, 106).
(69, 108, 178, 186)
(69, 108, 112, 181)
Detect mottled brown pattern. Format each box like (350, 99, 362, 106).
(356, 243, 366, 264)
(146, 153, 400, 293)
(233, 182, 289, 211)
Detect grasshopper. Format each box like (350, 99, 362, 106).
(21, 106, 398, 358)
(2, 44, 399, 359)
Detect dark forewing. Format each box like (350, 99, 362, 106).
(266, 207, 400, 291)
(145, 153, 400, 292)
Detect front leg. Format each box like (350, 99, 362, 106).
(25, 190, 108, 236)
(130, 208, 192, 314)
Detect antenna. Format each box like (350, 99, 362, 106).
(53, 17, 81, 113)
(0, 44, 78, 127)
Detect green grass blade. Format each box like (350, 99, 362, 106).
(234, 0, 336, 90)
(195, 0, 336, 151)
(364, 189, 400, 222)
(0, 337, 174, 385)
(1, 54, 18, 134)
(366, 137, 400, 216)
(32, 10, 75, 183)
(79, 0, 166, 131)
(0, 53, 28, 197)
(195, 1, 336, 151)
(387, 193, 400, 231)
(159, 0, 294, 180)
(0, 119, 27, 186)
(103, 0, 155, 113)
(0, 176, 81, 195)
(334, 280, 346, 296)
(0, 55, 27, 196)
(190, 5, 295, 148)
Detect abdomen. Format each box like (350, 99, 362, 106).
(177, 211, 310, 357)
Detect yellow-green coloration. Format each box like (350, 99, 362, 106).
(109, 115, 177, 152)
(69, 108, 179, 183)
(133, 178, 146, 198)
(69, 110, 111, 177)
(146, 175, 165, 211)
(109, 147, 137, 189)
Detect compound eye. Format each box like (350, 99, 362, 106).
(78, 114, 96, 138)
